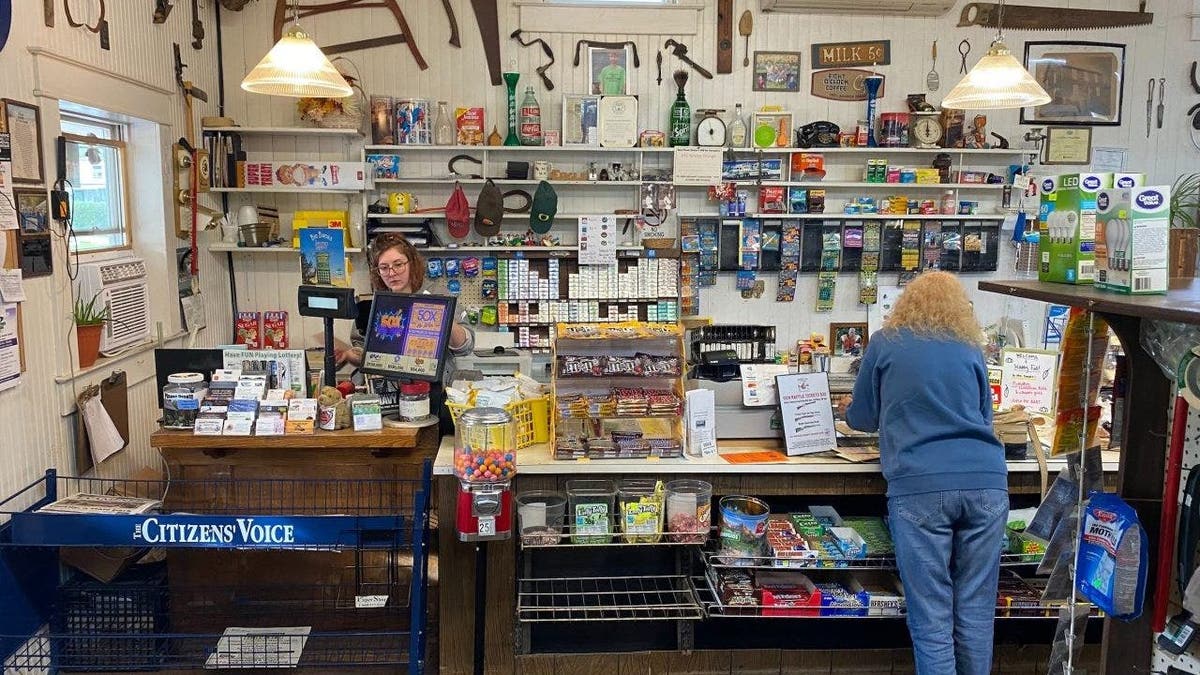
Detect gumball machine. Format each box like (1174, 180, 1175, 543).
(453, 407, 516, 541)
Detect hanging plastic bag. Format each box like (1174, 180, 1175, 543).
(1076, 492, 1148, 620)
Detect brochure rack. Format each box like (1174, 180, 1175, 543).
(0, 463, 433, 673)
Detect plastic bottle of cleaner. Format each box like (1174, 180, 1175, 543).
(518, 87, 543, 146)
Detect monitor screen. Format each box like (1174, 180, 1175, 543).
(359, 293, 457, 382)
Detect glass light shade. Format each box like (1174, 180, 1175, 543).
(942, 39, 1051, 111)
(241, 25, 352, 98)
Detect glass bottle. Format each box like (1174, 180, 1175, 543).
(669, 77, 691, 147)
(941, 190, 956, 216)
(728, 103, 748, 148)
(434, 101, 454, 145)
(518, 87, 543, 146)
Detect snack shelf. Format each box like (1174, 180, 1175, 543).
(553, 446, 684, 461)
(516, 575, 704, 623)
(702, 550, 1044, 571)
(520, 531, 710, 549)
(692, 574, 903, 620)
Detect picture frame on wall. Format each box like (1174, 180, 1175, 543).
(752, 51, 802, 93)
(1020, 41, 1125, 126)
(562, 95, 601, 146)
(830, 322, 868, 357)
(13, 188, 49, 234)
(588, 46, 631, 96)
(1042, 126, 1094, 165)
(3, 99, 45, 184)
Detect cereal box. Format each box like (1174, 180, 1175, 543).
(235, 312, 261, 349)
(263, 311, 289, 349)
(455, 107, 485, 146)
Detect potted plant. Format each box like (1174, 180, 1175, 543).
(74, 290, 109, 368)
(1170, 173, 1200, 280)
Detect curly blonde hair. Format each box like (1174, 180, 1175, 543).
(884, 271, 984, 346)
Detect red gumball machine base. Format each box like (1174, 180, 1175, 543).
(456, 482, 512, 542)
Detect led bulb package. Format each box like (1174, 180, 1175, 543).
(1038, 173, 1112, 284)
(1096, 186, 1170, 294)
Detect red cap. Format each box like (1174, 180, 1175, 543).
(400, 381, 431, 395)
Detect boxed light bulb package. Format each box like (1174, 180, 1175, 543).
(1038, 173, 1112, 284)
(1095, 185, 1170, 294)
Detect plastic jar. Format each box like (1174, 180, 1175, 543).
(665, 479, 713, 543)
(941, 190, 957, 215)
(566, 479, 616, 544)
(516, 491, 566, 546)
(453, 407, 516, 483)
(163, 372, 204, 429)
(397, 381, 431, 422)
(618, 479, 664, 543)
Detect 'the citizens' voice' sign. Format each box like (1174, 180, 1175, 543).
(134, 517, 296, 546)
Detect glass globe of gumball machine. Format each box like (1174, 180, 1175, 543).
(454, 407, 516, 541)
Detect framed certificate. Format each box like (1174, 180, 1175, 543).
(598, 95, 638, 148)
(1043, 126, 1092, 165)
(4, 100, 44, 184)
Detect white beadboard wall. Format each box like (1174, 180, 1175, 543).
(0, 3, 228, 507)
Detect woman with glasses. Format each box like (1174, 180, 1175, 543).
(337, 234, 474, 431)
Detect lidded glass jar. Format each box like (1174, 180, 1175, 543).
(163, 372, 204, 429)
(453, 407, 516, 484)
(397, 381, 432, 422)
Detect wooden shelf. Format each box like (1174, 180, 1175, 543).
(978, 278, 1200, 325)
(372, 178, 642, 186)
(364, 145, 1027, 155)
(725, 147, 1030, 155)
(209, 187, 361, 194)
(365, 144, 670, 153)
(210, 244, 364, 253)
(150, 427, 419, 450)
(725, 182, 1006, 190)
(202, 126, 362, 137)
(678, 213, 1005, 221)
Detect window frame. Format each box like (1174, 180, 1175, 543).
(59, 120, 134, 254)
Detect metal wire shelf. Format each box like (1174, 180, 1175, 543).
(702, 549, 1044, 571)
(517, 575, 704, 623)
(520, 528, 711, 549)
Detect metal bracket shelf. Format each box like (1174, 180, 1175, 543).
(516, 575, 704, 623)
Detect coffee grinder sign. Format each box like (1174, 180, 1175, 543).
(811, 40, 891, 69)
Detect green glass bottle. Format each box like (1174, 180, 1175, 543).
(669, 70, 691, 147)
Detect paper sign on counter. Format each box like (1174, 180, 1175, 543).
(740, 364, 791, 407)
(0, 269, 24, 302)
(776, 371, 837, 456)
(1000, 348, 1058, 414)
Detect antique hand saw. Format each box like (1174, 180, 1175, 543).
(273, 0, 427, 69)
(958, 1, 1152, 30)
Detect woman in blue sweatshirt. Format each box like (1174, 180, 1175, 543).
(843, 271, 1007, 675)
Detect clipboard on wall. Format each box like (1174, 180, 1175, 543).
(75, 370, 130, 473)
(2, 230, 25, 371)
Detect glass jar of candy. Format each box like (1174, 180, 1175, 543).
(453, 407, 516, 483)
(162, 372, 205, 429)
(397, 381, 431, 422)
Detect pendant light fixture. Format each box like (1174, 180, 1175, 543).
(942, 0, 1050, 110)
(240, 1, 351, 98)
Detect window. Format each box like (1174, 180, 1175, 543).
(60, 109, 132, 252)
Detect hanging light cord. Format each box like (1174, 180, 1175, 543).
(996, 0, 1005, 42)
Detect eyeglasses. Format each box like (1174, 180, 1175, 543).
(374, 260, 409, 274)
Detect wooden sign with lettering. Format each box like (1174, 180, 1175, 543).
(811, 69, 885, 101)
(811, 40, 891, 69)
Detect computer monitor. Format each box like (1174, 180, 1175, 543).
(358, 293, 457, 383)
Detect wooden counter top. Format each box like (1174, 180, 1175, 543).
(150, 426, 423, 450)
(978, 278, 1200, 324)
(432, 437, 1119, 476)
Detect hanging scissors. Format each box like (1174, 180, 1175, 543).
(958, 39, 971, 74)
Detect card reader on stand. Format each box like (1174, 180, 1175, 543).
(297, 285, 358, 388)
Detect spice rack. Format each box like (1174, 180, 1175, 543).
(550, 322, 686, 459)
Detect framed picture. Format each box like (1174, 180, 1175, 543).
(588, 46, 630, 96)
(752, 51, 802, 92)
(1020, 42, 1125, 126)
(830, 322, 868, 357)
(13, 187, 49, 234)
(4, 99, 45, 184)
(562, 95, 601, 146)
(752, 112, 793, 149)
(1043, 126, 1093, 165)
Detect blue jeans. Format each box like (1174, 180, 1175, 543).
(889, 489, 1008, 675)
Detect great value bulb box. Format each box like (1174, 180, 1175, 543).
(1096, 185, 1170, 294)
(1038, 173, 1112, 284)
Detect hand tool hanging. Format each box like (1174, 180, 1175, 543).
(664, 38, 712, 80)
(738, 10, 752, 68)
(173, 43, 210, 276)
(656, 51, 663, 86)
(273, 1, 427, 68)
(926, 41, 939, 91)
(958, 39, 970, 75)
(64, 0, 109, 50)
(470, 0, 502, 85)
(43, 0, 53, 27)
(958, 0, 1152, 30)
(442, 0, 460, 47)
(1189, 63, 1200, 151)
(1157, 77, 1166, 130)
(511, 29, 556, 91)
(574, 39, 641, 69)
(1147, 77, 1158, 138)
(153, 0, 174, 24)
(190, 0, 204, 49)
(716, 0, 733, 75)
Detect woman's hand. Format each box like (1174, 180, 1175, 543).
(836, 394, 853, 419)
(449, 323, 469, 351)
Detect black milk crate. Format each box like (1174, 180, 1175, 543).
(53, 566, 168, 671)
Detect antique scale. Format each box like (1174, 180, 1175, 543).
(911, 111, 944, 149)
(696, 109, 728, 146)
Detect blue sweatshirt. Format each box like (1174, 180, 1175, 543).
(845, 328, 1007, 498)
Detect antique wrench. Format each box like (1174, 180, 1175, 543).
(664, 39, 713, 80)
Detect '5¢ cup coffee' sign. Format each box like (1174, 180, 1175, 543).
(811, 40, 891, 69)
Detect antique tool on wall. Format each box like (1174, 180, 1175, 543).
(442, 0, 460, 47)
(738, 10, 752, 68)
(1192, 62, 1200, 95)
(273, 0, 428, 69)
(664, 39, 712, 80)
(1147, 78, 1157, 138)
(958, 39, 970, 74)
(65, 0, 109, 50)
(1158, 77, 1166, 130)
(958, 1, 1152, 29)
(926, 40, 939, 91)
(190, 0, 204, 49)
(573, 40, 640, 68)
(43, 0, 53, 27)
(153, 0, 173, 24)
(656, 51, 663, 85)
(511, 29, 556, 91)
(471, 0, 502, 85)
(716, 0, 733, 74)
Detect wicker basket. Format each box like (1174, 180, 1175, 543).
(297, 58, 366, 130)
(446, 395, 550, 449)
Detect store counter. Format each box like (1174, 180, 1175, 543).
(434, 437, 1119, 674)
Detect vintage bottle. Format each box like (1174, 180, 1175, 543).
(728, 103, 748, 148)
(434, 101, 454, 146)
(669, 85, 691, 147)
(518, 87, 543, 146)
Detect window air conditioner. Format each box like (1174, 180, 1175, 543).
(77, 256, 152, 354)
(760, 0, 954, 15)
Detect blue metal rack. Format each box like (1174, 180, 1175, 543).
(0, 460, 433, 673)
